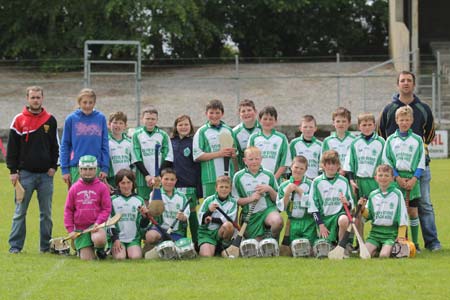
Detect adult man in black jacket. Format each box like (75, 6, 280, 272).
(6, 86, 59, 253)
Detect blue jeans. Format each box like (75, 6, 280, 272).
(9, 170, 54, 252)
(419, 166, 441, 249)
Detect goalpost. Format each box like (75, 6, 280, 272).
(84, 40, 142, 125)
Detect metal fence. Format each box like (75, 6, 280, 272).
(0, 54, 445, 131)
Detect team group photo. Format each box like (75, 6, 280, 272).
(1, 1, 449, 299)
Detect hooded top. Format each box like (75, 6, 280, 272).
(378, 94, 435, 147)
(60, 109, 109, 175)
(6, 106, 59, 173)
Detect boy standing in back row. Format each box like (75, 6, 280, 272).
(322, 107, 355, 175)
(193, 99, 236, 198)
(382, 105, 425, 251)
(289, 115, 322, 180)
(247, 106, 291, 181)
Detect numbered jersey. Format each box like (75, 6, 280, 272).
(111, 194, 145, 243)
(247, 129, 291, 174)
(289, 135, 322, 179)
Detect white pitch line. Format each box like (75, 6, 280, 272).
(19, 258, 66, 300)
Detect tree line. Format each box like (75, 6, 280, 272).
(0, 0, 388, 62)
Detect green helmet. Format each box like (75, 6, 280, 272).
(78, 155, 97, 168)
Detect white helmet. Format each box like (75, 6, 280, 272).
(240, 239, 259, 258)
(259, 238, 280, 257)
(49, 237, 71, 255)
(175, 238, 197, 259)
(313, 238, 331, 259)
(78, 155, 98, 168)
(156, 241, 177, 260)
(291, 238, 311, 258)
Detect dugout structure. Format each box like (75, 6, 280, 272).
(84, 40, 142, 125)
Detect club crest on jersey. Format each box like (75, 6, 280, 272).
(389, 202, 394, 209)
(372, 149, 377, 156)
(408, 145, 413, 152)
(44, 124, 50, 133)
(272, 143, 278, 149)
(183, 147, 191, 157)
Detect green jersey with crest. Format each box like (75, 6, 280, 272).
(382, 129, 425, 173)
(149, 189, 190, 236)
(233, 121, 261, 170)
(308, 174, 354, 217)
(198, 193, 238, 231)
(108, 132, 132, 178)
(193, 121, 235, 184)
(343, 133, 385, 178)
(247, 129, 291, 174)
(232, 167, 279, 215)
(366, 185, 408, 231)
(111, 194, 145, 243)
(131, 126, 173, 187)
(322, 131, 356, 165)
(289, 135, 322, 179)
(277, 176, 313, 219)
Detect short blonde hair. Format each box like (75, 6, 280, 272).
(375, 164, 394, 176)
(26, 86, 44, 97)
(77, 88, 96, 105)
(244, 146, 261, 158)
(216, 175, 232, 186)
(395, 105, 413, 120)
(357, 113, 376, 125)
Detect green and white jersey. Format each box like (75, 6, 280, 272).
(247, 129, 291, 174)
(198, 193, 238, 231)
(233, 121, 261, 169)
(111, 194, 145, 243)
(366, 186, 408, 227)
(131, 126, 173, 186)
(289, 135, 322, 179)
(193, 121, 235, 184)
(232, 167, 278, 215)
(150, 189, 190, 236)
(343, 133, 385, 178)
(382, 129, 425, 173)
(277, 176, 313, 219)
(322, 131, 356, 165)
(308, 174, 354, 217)
(108, 133, 132, 178)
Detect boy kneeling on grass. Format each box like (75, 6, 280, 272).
(64, 155, 112, 260)
(198, 176, 238, 257)
(359, 164, 409, 258)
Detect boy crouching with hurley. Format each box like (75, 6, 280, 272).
(359, 164, 409, 258)
(198, 176, 238, 257)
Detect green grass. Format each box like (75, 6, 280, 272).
(1, 161, 450, 300)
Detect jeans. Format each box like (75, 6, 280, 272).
(9, 170, 54, 252)
(419, 166, 441, 249)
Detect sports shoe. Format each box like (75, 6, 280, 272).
(96, 249, 107, 260)
(9, 248, 21, 254)
(414, 244, 421, 254)
(430, 244, 442, 252)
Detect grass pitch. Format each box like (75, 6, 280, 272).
(1, 161, 450, 300)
